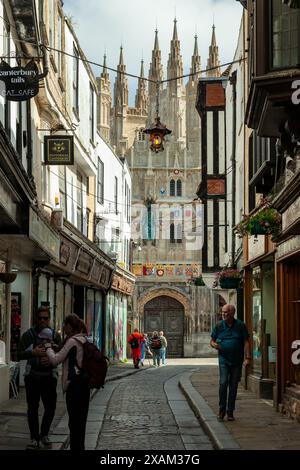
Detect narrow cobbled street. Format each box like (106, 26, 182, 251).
(96, 363, 213, 450)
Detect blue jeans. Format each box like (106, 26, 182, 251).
(219, 363, 242, 413)
(160, 348, 166, 364)
(152, 350, 161, 366)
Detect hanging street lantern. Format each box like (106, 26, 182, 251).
(143, 81, 171, 152)
(143, 116, 171, 153)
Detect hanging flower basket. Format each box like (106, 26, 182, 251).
(235, 207, 281, 238)
(0, 272, 17, 284)
(219, 278, 241, 289)
(215, 268, 242, 289)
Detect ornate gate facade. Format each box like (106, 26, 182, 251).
(144, 296, 184, 358)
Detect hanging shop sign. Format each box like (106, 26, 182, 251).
(0, 60, 39, 101)
(44, 135, 74, 165)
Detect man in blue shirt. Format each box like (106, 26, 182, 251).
(210, 304, 251, 421)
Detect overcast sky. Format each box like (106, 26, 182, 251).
(63, 0, 243, 105)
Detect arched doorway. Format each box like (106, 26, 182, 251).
(144, 296, 184, 358)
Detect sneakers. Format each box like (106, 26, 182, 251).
(40, 436, 52, 449)
(26, 439, 39, 450)
(217, 409, 226, 420)
(227, 413, 235, 421)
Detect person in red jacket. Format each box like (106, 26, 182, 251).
(128, 328, 144, 369)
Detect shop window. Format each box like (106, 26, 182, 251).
(10, 293, 21, 362)
(271, 0, 300, 69)
(252, 267, 262, 374)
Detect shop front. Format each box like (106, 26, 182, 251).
(273, 182, 300, 419)
(38, 223, 115, 350)
(106, 268, 135, 361)
(244, 234, 276, 400)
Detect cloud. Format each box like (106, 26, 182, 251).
(63, 0, 243, 104)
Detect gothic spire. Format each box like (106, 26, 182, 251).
(101, 53, 109, 80)
(172, 18, 178, 41)
(149, 29, 163, 95)
(206, 24, 221, 77)
(135, 59, 148, 114)
(154, 28, 159, 51)
(167, 18, 183, 87)
(189, 35, 201, 81)
(119, 46, 124, 67)
(114, 45, 128, 108)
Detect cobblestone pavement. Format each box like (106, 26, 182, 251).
(96, 363, 214, 451)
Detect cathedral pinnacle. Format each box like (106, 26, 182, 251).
(206, 24, 221, 77)
(154, 28, 159, 51)
(172, 18, 178, 41)
(119, 46, 124, 66)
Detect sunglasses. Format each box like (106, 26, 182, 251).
(38, 316, 49, 320)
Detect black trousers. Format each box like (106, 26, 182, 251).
(66, 379, 90, 451)
(24, 374, 57, 440)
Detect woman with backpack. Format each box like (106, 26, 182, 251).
(150, 331, 162, 367)
(45, 314, 90, 451)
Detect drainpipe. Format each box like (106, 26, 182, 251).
(230, 71, 237, 265)
(5, 260, 11, 365)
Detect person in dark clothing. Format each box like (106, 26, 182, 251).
(46, 314, 90, 451)
(18, 306, 62, 450)
(210, 304, 251, 422)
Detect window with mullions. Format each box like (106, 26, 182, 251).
(271, 0, 300, 69)
(76, 172, 83, 232)
(73, 45, 79, 115)
(170, 179, 175, 196)
(97, 158, 104, 204)
(177, 180, 182, 197)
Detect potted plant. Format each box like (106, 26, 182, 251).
(235, 205, 281, 239)
(216, 268, 241, 289)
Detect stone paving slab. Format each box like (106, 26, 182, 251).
(189, 365, 300, 450)
(179, 371, 240, 450)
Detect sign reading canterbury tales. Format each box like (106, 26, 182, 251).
(0, 60, 39, 101)
(44, 135, 74, 165)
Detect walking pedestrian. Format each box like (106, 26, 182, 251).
(210, 304, 251, 421)
(45, 314, 90, 451)
(128, 328, 144, 368)
(140, 333, 152, 366)
(18, 306, 62, 450)
(159, 330, 168, 366)
(150, 331, 162, 367)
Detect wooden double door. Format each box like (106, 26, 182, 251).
(144, 296, 184, 358)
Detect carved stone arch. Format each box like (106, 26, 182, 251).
(138, 287, 192, 320)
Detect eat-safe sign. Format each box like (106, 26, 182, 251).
(0, 60, 39, 101)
